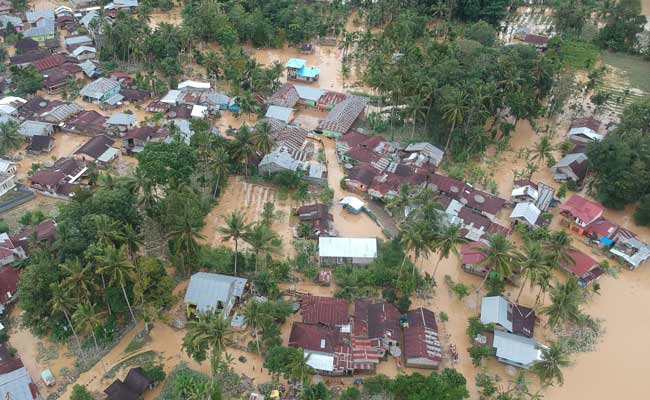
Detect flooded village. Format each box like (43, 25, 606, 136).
(0, 1, 649, 400)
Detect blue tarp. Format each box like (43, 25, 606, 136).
(297, 66, 320, 78)
(600, 236, 614, 246)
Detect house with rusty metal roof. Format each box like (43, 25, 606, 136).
(288, 322, 353, 376)
(480, 296, 536, 338)
(319, 95, 368, 138)
(300, 295, 350, 328)
(403, 308, 442, 369)
(74, 135, 119, 165)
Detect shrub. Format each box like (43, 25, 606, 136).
(142, 363, 166, 383)
(71, 385, 93, 400)
(634, 195, 650, 226)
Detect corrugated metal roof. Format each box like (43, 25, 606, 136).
(264, 105, 293, 123)
(318, 237, 377, 259)
(286, 58, 306, 69)
(107, 112, 136, 126)
(510, 202, 541, 226)
(294, 85, 324, 101)
(480, 296, 511, 331)
(184, 272, 247, 314)
(80, 78, 119, 99)
(493, 330, 544, 368)
(0, 367, 36, 400)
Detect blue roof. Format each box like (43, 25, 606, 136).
(297, 66, 320, 78)
(286, 58, 306, 69)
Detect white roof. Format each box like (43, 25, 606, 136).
(0, 105, 16, 115)
(511, 185, 538, 201)
(568, 127, 603, 141)
(160, 89, 182, 104)
(339, 196, 365, 211)
(265, 105, 294, 123)
(304, 351, 334, 372)
(510, 202, 541, 226)
(0, 97, 26, 106)
(178, 80, 210, 90)
(97, 147, 120, 163)
(493, 330, 544, 368)
(107, 112, 136, 126)
(0, 159, 16, 171)
(191, 104, 208, 118)
(71, 45, 96, 57)
(294, 85, 324, 102)
(318, 237, 378, 259)
(480, 296, 512, 331)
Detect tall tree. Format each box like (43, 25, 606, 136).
(218, 211, 248, 276)
(529, 135, 555, 168)
(243, 222, 280, 272)
(431, 224, 465, 279)
(251, 120, 274, 155)
(545, 231, 574, 270)
(60, 259, 96, 305)
(0, 120, 23, 157)
(96, 245, 138, 326)
(531, 341, 570, 386)
(515, 242, 551, 302)
(72, 303, 104, 353)
(183, 311, 234, 377)
(49, 285, 84, 359)
(543, 277, 584, 328)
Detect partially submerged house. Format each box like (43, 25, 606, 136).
(301, 295, 350, 328)
(264, 105, 295, 124)
(29, 158, 87, 198)
(288, 322, 352, 376)
(511, 179, 554, 212)
(79, 77, 121, 106)
(184, 272, 247, 318)
(480, 296, 536, 338)
(74, 135, 119, 165)
(559, 194, 604, 235)
(296, 203, 335, 238)
(104, 367, 154, 400)
(62, 110, 107, 136)
(286, 58, 320, 83)
(610, 235, 650, 270)
(568, 117, 603, 143)
(403, 308, 442, 369)
(106, 112, 136, 134)
(460, 242, 488, 277)
(551, 152, 589, 184)
(319, 95, 368, 138)
(122, 126, 168, 154)
(491, 330, 545, 369)
(509, 202, 544, 229)
(318, 237, 378, 266)
(562, 250, 603, 286)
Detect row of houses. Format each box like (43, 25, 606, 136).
(287, 295, 442, 375)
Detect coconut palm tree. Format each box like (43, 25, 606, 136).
(529, 135, 555, 168)
(230, 126, 256, 176)
(49, 285, 84, 360)
(287, 348, 314, 390)
(515, 241, 552, 302)
(122, 224, 143, 261)
(386, 184, 412, 223)
(243, 300, 263, 355)
(183, 310, 234, 377)
(478, 234, 516, 285)
(251, 121, 274, 155)
(89, 214, 126, 247)
(399, 221, 430, 276)
(442, 88, 467, 152)
(431, 224, 465, 280)
(243, 223, 281, 272)
(72, 303, 104, 353)
(168, 209, 205, 276)
(210, 147, 230, 198)
(218, 211, 248, 276)
(60, 259, 96, 305)
(531, 341, 570, 386)
(545, 230, 574, 270)
(96, 245, 138, 326)
(543, 277, 584, 328)
(0, 120, 23, 157)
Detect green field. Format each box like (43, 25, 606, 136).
(601, 51, 650, 93)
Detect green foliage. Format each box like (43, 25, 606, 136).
(439, 311, 449, 322)
(451, 0, 510, 25)
(588, 98, 650, 209)
(362, 370, 470, 399)
(263, 346, 301, 376)
(340, 386, 361, 400)
(303, 383, 332, 400)
(0, 120, 23, 157)
(137, 141, 197, 190)
(70, 384, 93, 400)
(464, 21, 496, 46)
(597, 0, 646, 53)
(142, 363, 166, 383)
(549, 38, 600, 69)
(0, 221, 8, 234)
(485, 271, 506, 297)
(159, 363, 221, 400)
(468, 345, 494, 367)
(444, 275, 470, 300)
(467, 316, 492, 340)
(10, 65, 43, 95)
(554, 0, 588, 36)
(19, 210, 46, 227)
(634, 194, 650, 225)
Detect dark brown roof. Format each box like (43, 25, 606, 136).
(429, 173, 505, 216)
(63, 110, 107, 135)
(53, 158, 85, 177)
(18, 96, 63, 118)
(510, 303, 536, 338)
(120, 88, 151, 102)
(288, 322, 343, 353)
(0, 344, 23, 374)
(296, 204, 330, 221)
(353, 301, 401, 341)
(268, 83, 299, 108)
(43, 68, 74, 89)
(301, 295, 349, 326)
(14, 38, 39, 53)
(30, 169, 65, 186)
(522, 34, 549, 46)
(123, 126, 165, 141)
(33, 54, 76, 73)
(338, 130, 368, 148)
(104, 379, 138, 400)
(0, 267, 19, 304)
(403, 308, 442, 365)
(28, 135, 54, 152)
(124, 368, 153, 395)
(571, 117, 601, 132)
(348, 163, 377, 186)
(10, 50, 49, 65)
(167, 104, 192, 120)
(75, 135, 115, 159)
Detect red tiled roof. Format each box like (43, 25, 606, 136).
(563, 250, 598, 278)
(301, 296, 349, 326)
(560, 194, 604, 225)
(461, 242, 488, 265)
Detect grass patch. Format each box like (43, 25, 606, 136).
(123, 331, 149, 354)
(558, 39, 599, 69)
(104, 350, 158, 379)
(601, 51, 650, 92)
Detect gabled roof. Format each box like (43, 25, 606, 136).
(461, 242, 488, 265)
(571, 117, 601, 132)
(553, 152, 588, 168)
(403, 142, 444, 166)
(184, 272, 247, 314)
(289, 322, 344, 354)
(493, 330, 544, 368)
(265, 105, 294, 123)
(403, 308, 442, 365)
(80, 78, 120, 100)
(480, 296, 535, 338)
(259, 149, 301, 172)
(301, 295, 349, 326)
(319, 95, 368, 134)
(268, 83, 299, 108)
(26, 9, 55, 23)
(74, 135, 115, 159)
(286, 58, 306, 69)
(71, 45, 96, 57)
(0, 267, 19, 304)
(0, 366, 38, 400)
(123, 368, 152, 395)
(14, 39, 39, 53)
(510, 202, 541, 226)
(104, 380, 138, 400)
(178, 80, 210, 90)
(64, 35, 92, 46)
(28, 135, 54, 152)
(30, 169, 65, 186)
(353, 301, 401, 341)
(19, 120, 52, 137)
(22, 19, 55, 38)
(294, 85, 324, 102)
(107, 112, 136, 126)
(33, 54, 73, 72)
(560, 194, 603, 225)
(10, 50, 49, 65)
(568, 127, 603, 141)
(563, 250, 598, 278)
